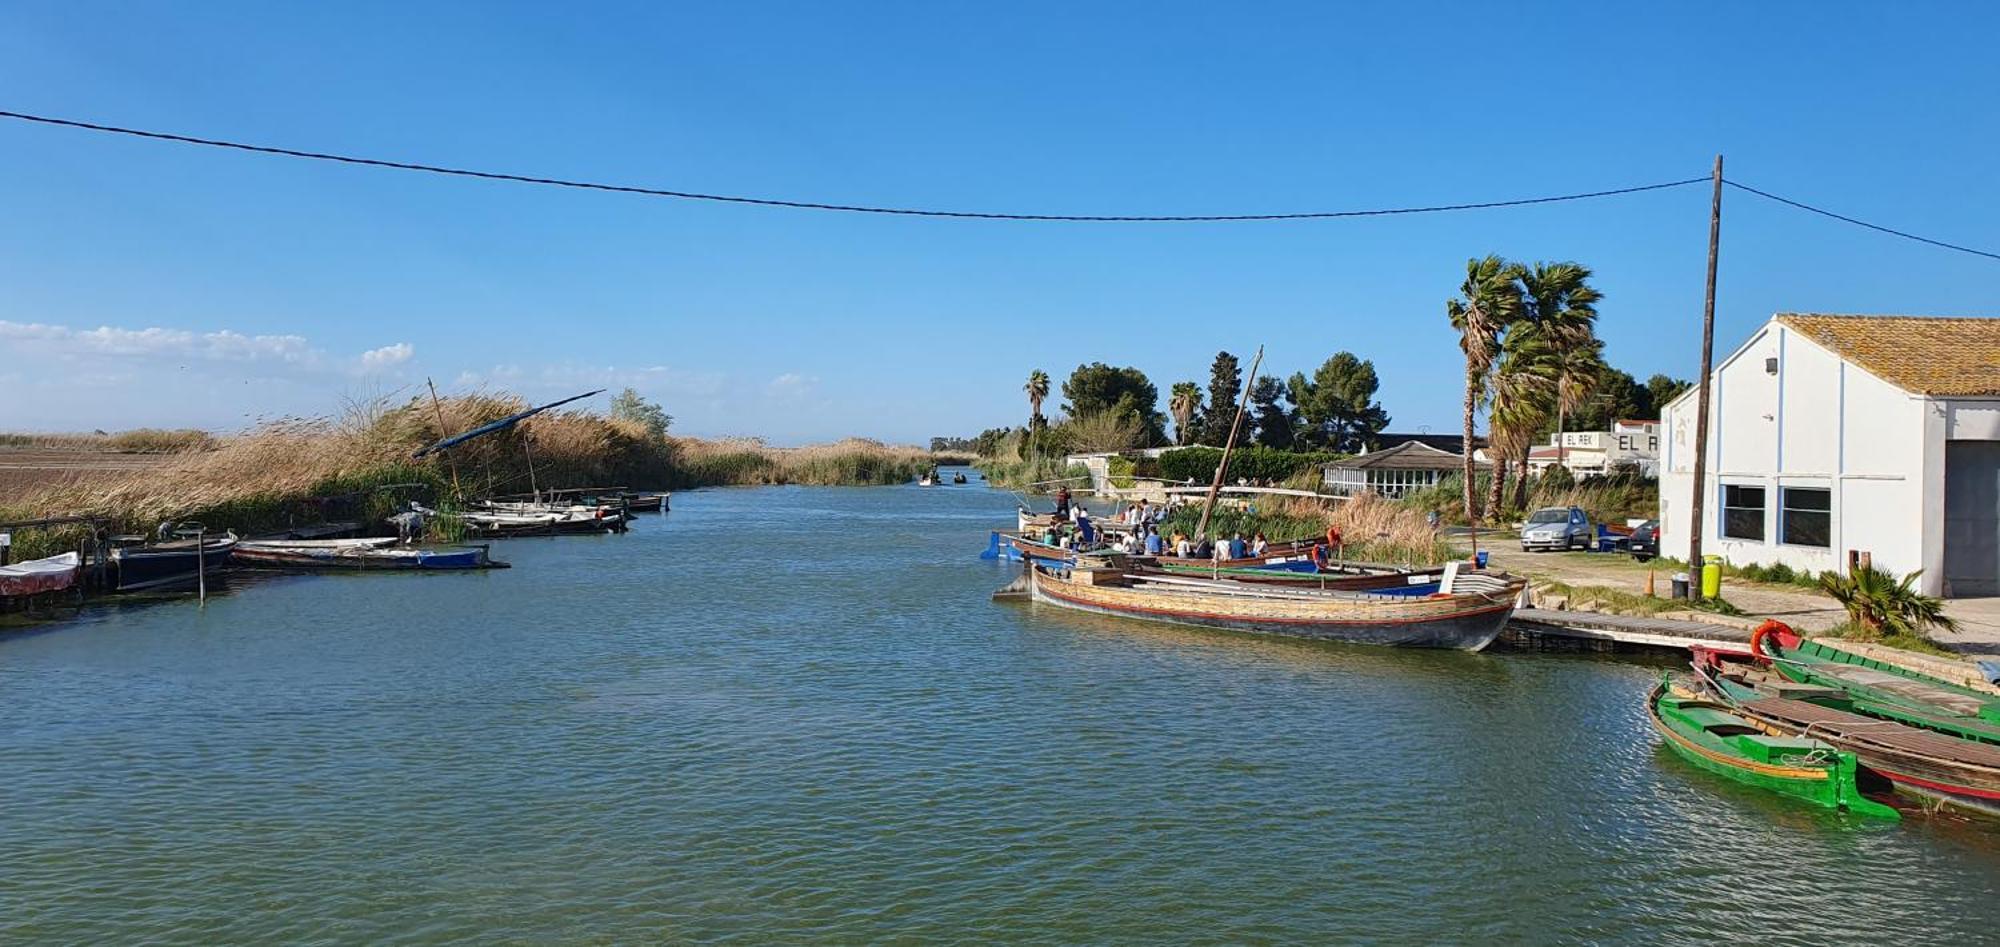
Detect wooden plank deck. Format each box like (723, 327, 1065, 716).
(1504, 608, 1749, 652)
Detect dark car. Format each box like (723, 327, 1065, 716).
(1628, 520, 1660, 561)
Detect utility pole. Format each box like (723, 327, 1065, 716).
(1684, 155, 1723, 598)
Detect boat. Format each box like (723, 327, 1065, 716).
(1022, 558, 1527, 650)
(1150, 537, 1326, 573)
(484, 487, 668, 513)
(108, 531, 237, 591)
(1693, 644, 2000, 819)
(919, 472, 938, 487)
(0, 551, 82, 598)
(459, 507, 628, 537)
(1750, 622, 2000, 744)
(952, 472, 967, 484)
(623, 492, 670, 513)
(234, 538, 506, 570)
(1140, 561, 1446, 591)
(1647, 677, 1897, 818)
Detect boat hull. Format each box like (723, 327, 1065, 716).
(1647, 682, 1894, 818)
(1027, 566, 1520, 651)
(110, 537, 236, 591)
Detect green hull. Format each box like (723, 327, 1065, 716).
(1648, 681, 1898, 820)
(1765, 633, 2000, 745)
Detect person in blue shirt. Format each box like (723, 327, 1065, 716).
(1144, 528, 1164, 556)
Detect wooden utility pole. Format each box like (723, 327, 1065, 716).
(1684, 155, 1724, 598)
(1195, 345, 1264, 541)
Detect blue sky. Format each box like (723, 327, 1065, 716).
(1, 2, 1994, 443)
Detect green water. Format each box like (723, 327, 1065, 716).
(4, 483, 1998, 943)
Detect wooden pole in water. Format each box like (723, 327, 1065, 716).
(1685, 155, 1724, 599)
(1195, 345, 1263, 542)
(196, 526, 206, 605)
(426, 378, 463, 500)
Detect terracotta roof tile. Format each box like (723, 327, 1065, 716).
(1776, 314, 2000, 397)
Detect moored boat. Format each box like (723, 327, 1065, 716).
(109, 532, 237, 591)
(1647, 677, 1897, 819)
(1694, 644, 2000, 819)
(1024, 558, 1526, 650)
(460, 508, 628, 537)
(234, 538, 505, 570)
(1751, 622, 2000, 744)
(0, 551, 83, 598)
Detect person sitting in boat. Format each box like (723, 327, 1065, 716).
(1229, 532, 1247, 559)
(1054, 486, 1071, 518)
(1250, 532, 1269, 557)
(1144, 527, 1164, 556)
(1172, 533, 1191, 557)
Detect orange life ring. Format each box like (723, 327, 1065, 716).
(1749, 619, 1791, 660)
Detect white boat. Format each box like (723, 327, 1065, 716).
(0, 551, 82, 597)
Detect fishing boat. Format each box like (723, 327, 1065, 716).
(460, 507, 628, 537)
(1693, 644, 2000, 819)
(1749, 622, 2000, 744)
(234, 538, 505, 570)
(623, 492, 670, 513)
(1647, 677, 1897, 818)
(1023, 558, 1527, 650)
(108, 531, 237, 591)
(0, 551, 82, 598)
(1140, 561, 1445, 591)
(952, 472, 968, 484)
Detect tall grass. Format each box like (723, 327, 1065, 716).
(0, 393, 937, 557)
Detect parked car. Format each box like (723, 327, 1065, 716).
(1627, 520, 1660, 561)
(1520, 506, 1593, 552)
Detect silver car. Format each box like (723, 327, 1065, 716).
(1520, 506, 1593, 552)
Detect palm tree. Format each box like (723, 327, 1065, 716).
(1486, 323, 1557, 517)
(1446, 255, 1523, 522)
(1023, 369, 1051, 457)
(1169, 381, 1203, 446)
(1518, 262, 1603, 467)
(1820, 566, 1957, 639)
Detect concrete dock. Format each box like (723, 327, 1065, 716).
(1502, 608, 1749, 654)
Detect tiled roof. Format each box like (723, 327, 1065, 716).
(1330, 439, 1489, 471)
(1777, 314, 2000, 397)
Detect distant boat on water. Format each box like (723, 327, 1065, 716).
(235, 538, 505, 570)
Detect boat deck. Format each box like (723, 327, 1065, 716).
(1803, 665, 1992, 717)
(1743, 696, 2000, 769)
(1504, 609, 1749, 652)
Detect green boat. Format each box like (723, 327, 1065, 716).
(1647, 678, 1899, 820)
(1754, 623, 2000, 745)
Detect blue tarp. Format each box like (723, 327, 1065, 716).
(411, 389, 604, 458)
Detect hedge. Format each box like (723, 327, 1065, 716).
(1155, 446, 1346, 485)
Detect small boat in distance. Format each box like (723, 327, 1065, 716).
(1647, 677, 1896, 819)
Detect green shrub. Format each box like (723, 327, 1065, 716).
(1156, 447, 1344, 485)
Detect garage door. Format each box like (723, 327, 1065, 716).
(1945, 440, 2000, 597)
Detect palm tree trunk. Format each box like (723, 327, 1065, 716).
(1487, 457, 1509, 519)
(1511, 441, 1532, 510)
(1555, 403, 1566, 468)
(1461, 368, 1480, 522)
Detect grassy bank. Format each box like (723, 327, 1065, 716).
(0, 393, 936, 558)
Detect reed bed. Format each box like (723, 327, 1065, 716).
(1157, 493, 1456, 566)
(0, 393, 936, 558)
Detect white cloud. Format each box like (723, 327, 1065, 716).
(360, 342, 415, 371)
(766, 372, 819, 401)
(0, 320, 408, 376)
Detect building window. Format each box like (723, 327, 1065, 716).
(1722, 485, 1765, 541)
(1781, 488, 1831, 547)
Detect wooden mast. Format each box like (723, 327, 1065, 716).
(1195, 345, 1264, 541)
(426, 378, 463, 500)
(1685, 155, 1724, 597)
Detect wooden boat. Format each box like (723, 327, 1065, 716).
(1693, 644, 2000, 819)
(952, 473, 968, 484)
(108, 532, 237, 591)
(1647, 677, 1896, 819)
(623, 492, 669, 513)
(1751, 622, 2000, 744)
(0, 551, 82, 597)
(1139, 562, 1445, 592)
(459, 508, 628, 537)
(1024, 559, 1527, 650)
(234, 538, 506, 570)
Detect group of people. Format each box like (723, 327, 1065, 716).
(1043, 487, 1276, 564)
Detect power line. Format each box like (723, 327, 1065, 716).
(0, 108, 1704, 222)
(1724, 178, 2000, 262)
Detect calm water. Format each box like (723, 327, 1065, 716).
(4, 482, 1999, 944)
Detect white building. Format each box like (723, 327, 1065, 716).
(1660, 313, 2000, 598)
(1526, 420, 1661, 477)
(1323, 440, 1486, 499)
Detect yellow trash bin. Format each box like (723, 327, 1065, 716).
(1701, 556, 1723, 599)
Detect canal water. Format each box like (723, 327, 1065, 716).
(4, 482, 1998, 943)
